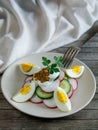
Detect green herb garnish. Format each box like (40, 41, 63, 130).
(42, 57, 51, 66)
(42, 56, 63, 74)
(54, 56, 63, 67)
(49, 64, 60, 74)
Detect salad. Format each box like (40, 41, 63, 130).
(12, 56, 84, 112)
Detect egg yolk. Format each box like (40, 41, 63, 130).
(71, 66, 82, 74)
(57, 90, 67, 103)
(20, 85, 32, 95)
(21, 63, 35, 72)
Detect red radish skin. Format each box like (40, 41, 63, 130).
(69, 78, 78, 91)
(22, 81, 27, 88)
(59, 71, 65, 81)
(43, 100, 57, 109)
(24, 76, 33, 83)
(29, 99, 43, 104)
(43, 98, 57, 109)
(60, 78, 64, 83)
(22, 76, 33, 87)
(68, 87, 74, 99)
(43, 103, 57, 109)
(29, 95, 43, 104)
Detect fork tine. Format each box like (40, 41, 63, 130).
(62, 47, 80, 68)
(63, 48, 76, 68)
(64, 48, 80, 68)
(62, 47, 73, 64)
(62, 47, 76, 64)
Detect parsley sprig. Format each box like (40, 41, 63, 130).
(54, 56, 63, 67)
(42, 56, 63, 74)
(42, 57, 51, 66)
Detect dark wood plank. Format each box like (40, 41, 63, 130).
(53, 46, 98, 53)
(0, 119, 98, 130)
(0, 109, 98, 120)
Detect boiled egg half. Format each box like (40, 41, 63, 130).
(54, 87, 71, 111)
(19, 63, 41, 75)
(12, 81, 35, 102)
(65, 65, 84, 78)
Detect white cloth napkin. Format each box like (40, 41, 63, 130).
(0, 0, 98, 73)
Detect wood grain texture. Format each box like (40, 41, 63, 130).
(0, 35, 98, 130)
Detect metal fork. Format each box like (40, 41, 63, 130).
(62, 21, 98, 68)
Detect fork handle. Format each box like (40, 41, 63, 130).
(73, 21, 98, 47)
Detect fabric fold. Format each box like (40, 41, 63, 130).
(0, 0, 98, 73)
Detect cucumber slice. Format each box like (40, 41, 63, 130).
(36, 86, 53, 99)
(60, 79, 71, 94)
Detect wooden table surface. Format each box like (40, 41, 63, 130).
(0, 34, 98, 130)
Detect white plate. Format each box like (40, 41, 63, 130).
(1, 52, 96, 118)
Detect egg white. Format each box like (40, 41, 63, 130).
(65, 66, 84, 78)
(54, 87, 71, 111)
(19, 64, 41, 75)
(12, 81, 35, 102)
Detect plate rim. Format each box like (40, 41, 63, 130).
(1, 52, 96, 118)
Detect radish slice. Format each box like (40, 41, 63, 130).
(24, 76, 33, 83)
(39, 79, 60, 93)
(59, 71, 65, 81)
(22, 80, 27, 88)
(25, 76, 38, 87)
(68, 87, 74, 99)
(43, 98, 57, 109)
(30, 95, 43, 104)
(69, 78, 78, 90)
